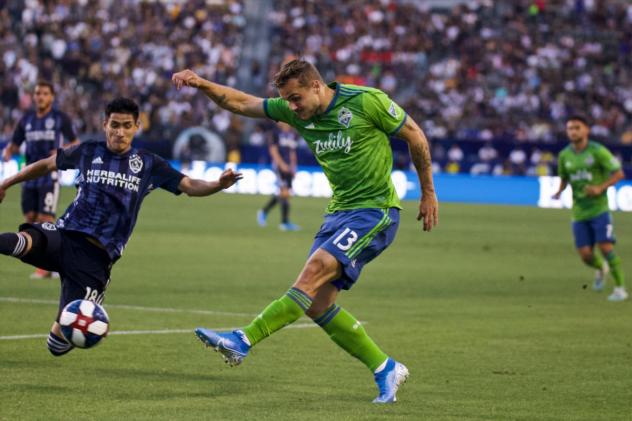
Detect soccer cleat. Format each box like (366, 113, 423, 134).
(279, 222, 301, 231)
(372, 358, 409, 404)
(257, 210, 267, 227)
(195, 328, 250, 366)
(593, 262, 609, 292)
(607, 287, 629, 302)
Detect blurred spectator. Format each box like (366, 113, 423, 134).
(478, 142, 498, 162)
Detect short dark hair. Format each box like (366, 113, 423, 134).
(105, 97, 140, 120)
(35, 80, 55, 95)
(272, 59, 324, 89)
(566, 115, 590, 127)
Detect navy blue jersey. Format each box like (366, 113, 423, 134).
(269, 129, 297, 169)
(55, 141, 185, 260)
(12, 109, 77, 188)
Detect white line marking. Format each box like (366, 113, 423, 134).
(0, 323, 318, 341)
(0, 296, 256, 317)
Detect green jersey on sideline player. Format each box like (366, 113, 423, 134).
(553, 115, 627, 301)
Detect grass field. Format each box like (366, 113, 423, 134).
(1, 187, 631, 420)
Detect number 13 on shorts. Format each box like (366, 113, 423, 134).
(333, 228, 358, 251)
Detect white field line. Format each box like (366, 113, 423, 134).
(0, 323, 318, 341)
(0, 296, 256, 317)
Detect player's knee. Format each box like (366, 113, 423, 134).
(47, 332, 73, 357)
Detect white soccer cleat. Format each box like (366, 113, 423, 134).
(372, 358, 409, 403)
(607, 287, 628, 302)
(593, 262, 609, 292)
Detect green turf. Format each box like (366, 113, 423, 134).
(1, 187, 631, 420)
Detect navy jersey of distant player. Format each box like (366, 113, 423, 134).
(12, 109, 77, 188)
(55, 141, 185, 260)
(270, 128, 298, 171)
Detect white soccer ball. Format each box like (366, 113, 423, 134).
(59, 299, 110, 348)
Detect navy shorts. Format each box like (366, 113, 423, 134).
(276, 170, 293, 189)
(309, 208, 400, 290)
(572, 212, 616, 248)
(19, 223, 112, 319)
(21, 182, 60, 216)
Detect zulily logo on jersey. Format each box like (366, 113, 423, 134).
(314, 131, 353, 156)
(569, 169, 593, 182)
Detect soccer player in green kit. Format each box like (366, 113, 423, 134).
(553, 116, 627, 301)
(172, 59, 438, 403)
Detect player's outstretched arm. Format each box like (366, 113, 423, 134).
(396, 117, 438, 232)
(1, 143, 19, 162)
(171, 69, 266, 118)
(552, 179, 568, 200)
(178, 168, 243, 197)
(0, 155, 57, 203)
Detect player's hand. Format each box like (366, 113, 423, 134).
(0, 184, 6, 203)
(172, 69, 203, 90)
(279, 163, 290, 174)
(1, 147, 11, 162)
(218, 168, 243, 189)
(417, 193, 439, 232)
(551, 192, 561, 200)
(584, 185, 603, 197)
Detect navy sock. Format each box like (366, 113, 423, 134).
(0, 233, 27, 257)
(47, 332, 74, 357)
(263, 196, 278, 213)
(280, 198, 289, 224)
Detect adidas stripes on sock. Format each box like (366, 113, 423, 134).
(47, 332, 74, 357)
(0, 233, 28, 257)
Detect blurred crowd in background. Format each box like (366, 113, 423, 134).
(1, 0, 632, 175)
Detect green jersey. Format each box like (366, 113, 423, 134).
(557, 141, 621, 221)
(264, 82, 405, 213)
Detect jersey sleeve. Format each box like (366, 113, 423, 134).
(60, 112, 78, 143)
(150, 154, 185, 195)
(557, 152, 568, 180)
(263, 97, 295, 125)
(363, 90, 407, 135)
(56, 143, 83, 170)
(596, 145, 622, 173)
(11, 117, 26, 146)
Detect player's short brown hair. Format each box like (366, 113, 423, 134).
(566, 115, 590, 127)
(272, 59, 324, 89)
(35, 80, 55, 95)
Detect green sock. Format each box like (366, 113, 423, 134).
(314, 304, 388, 372)
(587, 254, 604, 270)
(242, 287, 312, 346)
(605, 251, 625, 287)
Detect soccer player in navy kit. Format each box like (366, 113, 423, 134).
(2, 81, 79, 278)
(257, 122, 300, 231)
(0, 98, 242, 356)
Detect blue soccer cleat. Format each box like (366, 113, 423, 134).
(195, 328, 251, 366)
(279, 222, 301, 231)
(372, 358, 409, 403)
(256, 210, 267, 227)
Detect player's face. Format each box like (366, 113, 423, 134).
(33, 85, 54, 112)
(104, 113, 140, 154)
(566, 120, 589, 144)
(279, 78, 322, 120)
